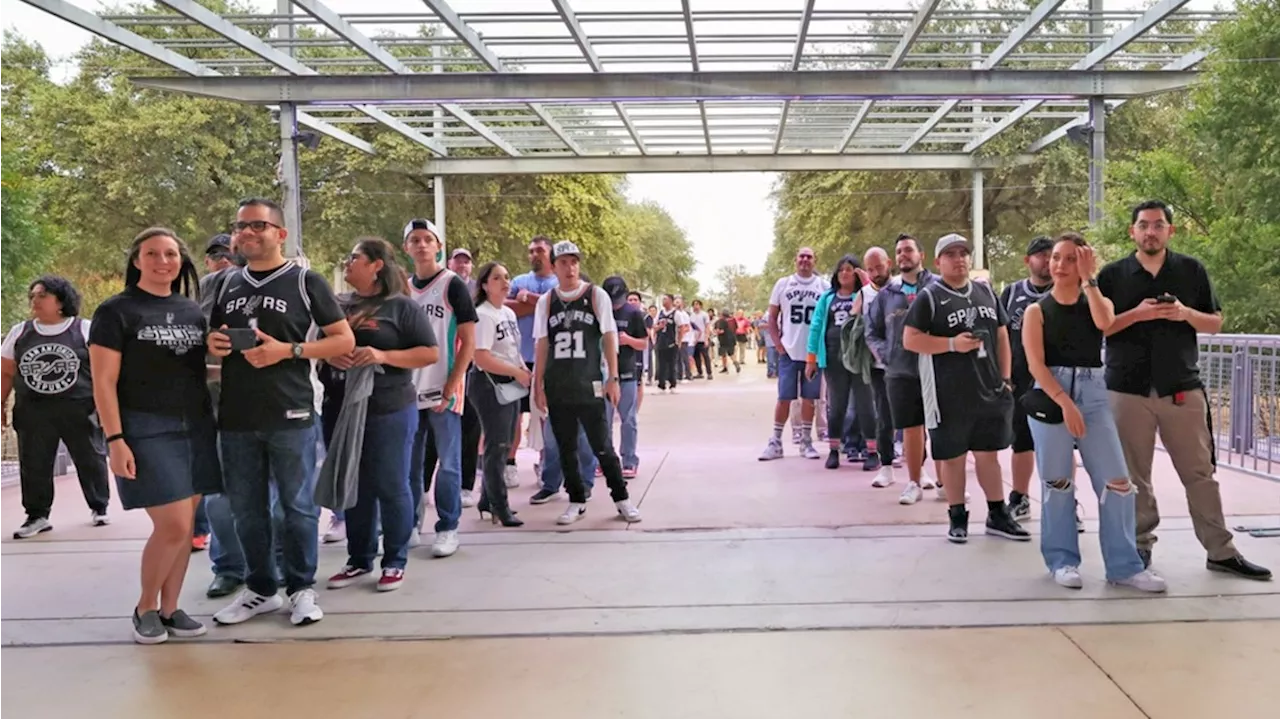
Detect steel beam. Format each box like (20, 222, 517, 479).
(965, 0, 1191, 152)
(551, 0, 646, 153)
(156, 0, 447, 155)
(773, 0, 817, 153)
(292, 0, 516, 155)
(130, 69, 1197, 104)
(421, 0, 584, 155)
(1026, 49, 1206, 153)
(681, 0, 713, 154)
(898, 0, 1068, 153)
(18, 0, 374, 155)
(420, 153, 1035, 176)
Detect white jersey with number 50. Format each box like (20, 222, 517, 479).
(769, 273, 829, 361)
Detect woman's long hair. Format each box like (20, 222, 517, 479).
(125, 227, 200, 300)
(473, 261, 506, 307)
(829, 254, 864, 294)
(345, 237, 409, 331)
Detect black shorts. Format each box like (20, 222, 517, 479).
(519, 361, 535, 413)
(885, 376, 925, 430)
(928, 411, 1013, 462)
(718, 342, 735, 357)
(1010, 393, 1035, 453)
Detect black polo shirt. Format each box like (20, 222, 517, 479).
(1097, 250, 1220, 397)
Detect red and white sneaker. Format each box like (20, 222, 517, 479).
(377, 568, 405, 592)
(622, 467, 638, 480)
(327, 566, 371, 589)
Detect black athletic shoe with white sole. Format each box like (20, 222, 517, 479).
(947, 506, 969, 544)
(985, 505, 1032, 541)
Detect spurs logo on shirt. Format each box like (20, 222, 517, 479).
(770, 273, 829, 360)
(946, 304, 999, 330)
(19, 343, 80, 394)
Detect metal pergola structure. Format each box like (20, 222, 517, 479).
(20, 0, 1227, 263)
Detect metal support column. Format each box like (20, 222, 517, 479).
(432, 40, 446, 247)
(972, 169, 985, 269)
(970, 40, 985, 270)
(1087, 0, 1106, 226)
(279, 101, 303, 258)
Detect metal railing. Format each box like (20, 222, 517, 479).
(1199, 334, 1279, 479)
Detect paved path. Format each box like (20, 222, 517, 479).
(3, 363, 1279, 717)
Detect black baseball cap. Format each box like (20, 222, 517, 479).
(1026, 235, 1054, 256)
(602, 275, 628, 304)
(205, 234, 232, 256)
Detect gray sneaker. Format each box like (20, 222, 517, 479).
(133, 609, 168, 645)
(160, 609, 208, 638)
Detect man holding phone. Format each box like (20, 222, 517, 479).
(1098, 200, 1269, 580)
(206, 197, 356, 627)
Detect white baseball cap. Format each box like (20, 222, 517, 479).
(934, 233, 972, 258)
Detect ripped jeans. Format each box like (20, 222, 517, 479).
(1027, 367, 1145, 581)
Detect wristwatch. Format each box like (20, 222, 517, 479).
(607, 376, 620, 384)
(1085, 278, 1099, 288)
(290, 343, 304, 359)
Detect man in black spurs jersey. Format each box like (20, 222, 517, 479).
(207, 197, 355, 627)
(903, 234, 1029, 544)
(1001, 236, 1053, 520)
(532, 241, 642, 526)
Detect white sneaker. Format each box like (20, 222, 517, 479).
(557, 503, 587, 525)
(431, 530, 460, 558)
(919, 475, 937, 490)
(407, 531, 422, 548)
(12, 516, 52, 539)
(800, 442, 822, 460)
(1053, 566, 1084, 589)
(504, 465, 520, 489)
(213, 589, 284, 625)
(322, 517, 346, 543)
(288, 588, 324, 625)
(758, 437, 784, 461)
(615, 500, 642, 523)
(898, 482, 922, 505)
(935, 485, 970, 502)
(872, 466, 896, 488)
(460, 490, 477, 509)
(91, 511, 110, 526)
(1111, 569, 1167, 593)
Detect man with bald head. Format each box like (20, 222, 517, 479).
(849, 247, 897, 479)
(760, 247, 829, 460)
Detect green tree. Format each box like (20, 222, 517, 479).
(1, 152, 62, 330)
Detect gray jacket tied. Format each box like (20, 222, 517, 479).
(315, 364, 380, 512)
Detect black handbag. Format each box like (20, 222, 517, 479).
(1020, 369, 1075, 425)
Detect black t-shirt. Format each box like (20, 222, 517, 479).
(715, 317, 735, 347)
(906, 280, 1010, 418)
(1097, 250, 1220, 397)
(825, 292, 856, 360)
(209, 263, 346, 431)
(89, 286, 210, 417)
(613, 302, 649, 381)
(320, 294, 437, 416)
(1000, 278, 1052, 387)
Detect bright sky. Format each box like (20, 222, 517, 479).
(3, 0, 1222, 290)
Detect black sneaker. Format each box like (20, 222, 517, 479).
(1207, 555, 1272, 581)
(1008, 491, 1030, 522)
(206, 574, 243, 599)
(160, 609, 208, 638)
(862, 455, 881, 472)
(825, 449, 840, 470)
(132, 609, 168, 645)
(986, 505, 1032, 541)
(1138, 548, 1152, 568)
(529, 489, 559, 505)
(947, 506, 969, 544)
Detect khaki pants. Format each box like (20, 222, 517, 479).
(1109, 389, 1237, 561)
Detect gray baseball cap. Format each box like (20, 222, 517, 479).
(934, 233, 972, 258)
(552, 240, 582, 260)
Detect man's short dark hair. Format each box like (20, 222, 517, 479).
(29, 275, 82, 317)
(529, 235, 552, 248)
(627, 291, 643, 301)
(238, 197, 286, 226)
(894, 233, 921, 251)
(1131, 200, 1173, 225)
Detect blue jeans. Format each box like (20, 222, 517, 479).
(205, 493, 247, 579)
(410, 409, 462, 533)
(766, 346, 779, 377)
(1028, 367, 1145, 581)
(605, 379, 640, 469)
(347, 405, 418, 570)
(540, 414, 596, 493)
(220, 426, 321, 596)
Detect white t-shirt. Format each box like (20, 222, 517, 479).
(1, 319, 92, 359)
(690, 310, 710, 343)
(474, 302, 524, 373)
(532, 283, 618, 339)
(769, 273, 829, 361)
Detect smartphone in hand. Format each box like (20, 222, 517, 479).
(223, 328, 259, 351)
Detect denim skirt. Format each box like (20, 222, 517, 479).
(118, 409, 222, 510)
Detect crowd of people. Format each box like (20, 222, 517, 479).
(1, 197, 1271, 646)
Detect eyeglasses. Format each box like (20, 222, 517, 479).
(230, 220, 282, 233)
(343, 253, 367, 266)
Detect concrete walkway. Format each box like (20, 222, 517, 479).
(3, 363, 1279, 717)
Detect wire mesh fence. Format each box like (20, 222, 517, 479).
(1199, 334, 1279, 479)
